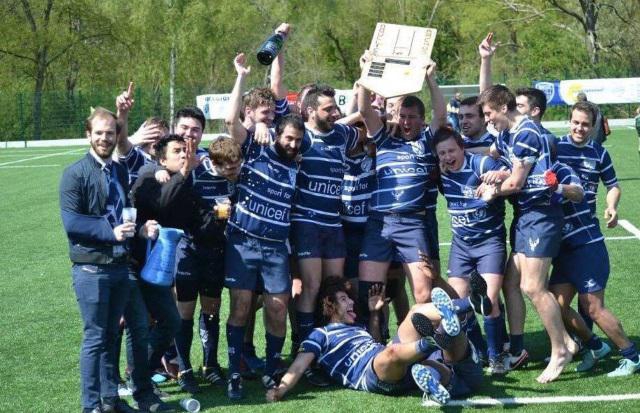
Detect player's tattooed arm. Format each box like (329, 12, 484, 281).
(266, 352, 315, 402)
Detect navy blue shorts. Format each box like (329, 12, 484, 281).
(225, 230, 291, 294)
(423, 209, 440, 261)
(448, 233, 506, 277)
(514, 205, 563, 258)
(428, 342, 483, 398)
(360, 212, 430, 264)
(360, 355, 417, 395)
(290, 221, 346, 260)
(550, 241, 609, 293)
(343, 221, 366, 279)
(175, 236, 224, 301)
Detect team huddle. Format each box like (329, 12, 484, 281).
(59, 25, 638, 413)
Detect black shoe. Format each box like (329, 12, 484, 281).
(227, 373, 244, 400)
(261, 374, 279, 390)
(83, 408, 104, 413)
(304, 366, 331, 387)
(177, 369, 201, 394)
(411, 312, 435, 338)
(469, 270, 492, 317)
(136, 394, 175, 412)
(102, 398, 138, 413)
(203, 363, 226, 386)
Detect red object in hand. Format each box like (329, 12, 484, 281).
(544, 170, 558, 190)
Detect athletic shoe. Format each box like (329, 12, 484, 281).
(117, 381, 132, 397)
(488, 353, 508, 375)
(503, 349, 529, 371)
(607, 358, 640, 377)
(102, 398, 137, 413)
(469, 270, 492, 317)
(242, 350, 266, 371)
(239, 356, 259, 380)
(411, 364, 450, 405)
(151, 381, 170, 399)
(431, 288, 461, 337)
(227, 373, 244, 399)
(136, 394, 175, 412)
(411, 313, 436, 340)
(177, 369, 201, 394)
(576, 342, 612, 372)
(304, 366, 331, 387)
(203, 364, 226, 386)
(262, 374, 279, 390)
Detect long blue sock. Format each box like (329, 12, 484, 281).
(452, 297, 472, 313)
(265, 333, 286, 376)
(621, 343, 639, 363)
(465, 314, 487, 360)
(175, 319, 194, 372)
(484, 316, 502, 360)
(416, 337, 432, 355)
(296, 311, 315, 342)
(199, 312, 220, 368)
(226, 324, 245, 376)
(510, 334, 524, 355)
(585, 334, 604, 351)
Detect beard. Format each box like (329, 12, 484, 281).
(90, 139, 115, 159)
(274, 140, 298, 160)
(314, 116, 334, 133)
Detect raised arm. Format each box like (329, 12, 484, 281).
(478, 33, 496, 93)
(224, 53, 251, 145)
(425, 61, 446, 131)
(115, 82, 135, 157)
(357, 83, 383, 135)
(270, 23, 290, 100)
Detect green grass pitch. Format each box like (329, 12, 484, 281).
(0, 129, 639, 412)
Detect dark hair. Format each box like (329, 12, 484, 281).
(302, 84, 335, 112)
(315, 276, 354, 325)
(175, 106, 206, 130)
(432, 126, 464, 152)
(515, 87, 547, 118)
(477, 84, 516, 112)
(570, 101, 597, 127)
(460, 96, 483, 117)
(85, 107, 121, 134)
(398, 95, 425, 118)
(154, 134, 185, 160)
(276, 114, 305, 137)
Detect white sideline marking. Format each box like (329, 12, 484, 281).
(0, 148, 83, 167)
(619, 219, 640, 240)
(0, 164, 60, 169)
(422, 393, 640, 407)
(437, 235, 636, 248)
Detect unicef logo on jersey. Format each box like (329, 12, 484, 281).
(473, 208, 487, 220)
(562, 222, 573, 234)
(360, 156, 373, 172)
(582, 159, 596, 170)
(536, 82, 556, 103)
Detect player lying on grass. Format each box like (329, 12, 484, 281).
(265, 270, 487, 404)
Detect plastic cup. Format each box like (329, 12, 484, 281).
(180, 398, 200, 413)
(122, 207, 137, 223)
(214, 198, 231, 220)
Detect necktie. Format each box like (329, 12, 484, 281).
(104, 164, 124, 227)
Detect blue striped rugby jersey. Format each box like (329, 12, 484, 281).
(191, 147, 236, 209)
(274, 97, 290, 124)
(556, 135, 618, 216)
(228, 130, 308, 242)
(118, 146, 155, 187)
(369, 127, 438, 213)
(341, 151, 375, 225)
(291, 124, 359, 227)
(552, 162, 604, 248)
(301, 323, 385, 391)
(463, 131, 495, 151)
(440, 152, 506, 241)
(492, 116, 554, 210)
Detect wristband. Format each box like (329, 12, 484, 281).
(554, 184, 563, 194)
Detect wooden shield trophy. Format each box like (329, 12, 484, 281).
(359, 23, 437, 98)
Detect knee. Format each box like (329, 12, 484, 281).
(302, 279, 321, 299)
(414, 287, 429, 304)
(267, 300, 288, 321)
(519, 280, 540, 299)
(202, 300, 221, 317)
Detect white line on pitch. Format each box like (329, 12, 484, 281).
(0, 148, 83, 167)
(619, 219, 640, 240)
(422, 392, 640, 407)
(0, 164, 61, 169)
(437, 235, 636, 247)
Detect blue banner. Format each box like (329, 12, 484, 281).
(533, 80, 564, 106)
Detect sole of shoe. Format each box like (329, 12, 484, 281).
(411, 364, 450, 405)
(432, 288, 460, 337)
